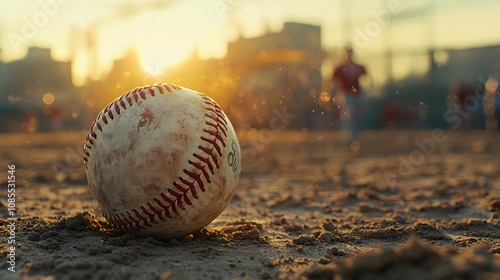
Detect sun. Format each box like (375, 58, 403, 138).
(140, 45, 194, 78)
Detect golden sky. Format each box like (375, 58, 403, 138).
(1, 0, 499, 86)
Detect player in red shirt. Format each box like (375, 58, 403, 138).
(332, 46, 367, 151)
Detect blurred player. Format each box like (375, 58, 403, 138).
(331, 45, 367, 151)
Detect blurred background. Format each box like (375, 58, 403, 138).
(0, 0, 500, 132)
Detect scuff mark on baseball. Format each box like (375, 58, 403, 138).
(83, 84, 241, 240)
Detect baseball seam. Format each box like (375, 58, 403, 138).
(83, 83, 229, 232)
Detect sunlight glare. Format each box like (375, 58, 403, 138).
(140, 45, 193, 78)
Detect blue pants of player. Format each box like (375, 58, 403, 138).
(343, 92, 363, 142)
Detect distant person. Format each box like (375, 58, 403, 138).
(448, 80, 473, 129)
(331, 45, 367, 151)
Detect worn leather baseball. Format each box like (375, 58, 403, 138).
(83, 84, 241, 240)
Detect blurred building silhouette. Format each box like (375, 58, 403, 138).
(432, 45, 500, 130)
(370, 45, 500, 129)
(0, 47, 80, 132)
(165, 22, 325, 130)
(430, 45, 500, 84)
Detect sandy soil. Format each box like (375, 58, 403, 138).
(0, 130, 499, 280)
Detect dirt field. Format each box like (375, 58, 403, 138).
(0, 130, 499, 280)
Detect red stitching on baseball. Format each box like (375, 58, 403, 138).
(141, 206, 157, 224)
(119, 96, 127, 110)
(189, 160, 210, 183)
(126, 95, 133, 106)
(140, 90, 147, 100)
(200, 136, 223, 157)
(114, 100, 121, 114)
(153, 198, 171, 219)
(198, 146, 220, 168)
(146, 202, 162, 222)
(193, 153, 215, 175)
(90, 126, 97, 138)
(133, 209, 146, 222)
(125, 211, 141, 230)
(161, 192, 178, 214)
(84, 84, 228, 232)
(132, 90, 139, 102)
(167, 188, 186, 211)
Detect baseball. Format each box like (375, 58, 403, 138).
(83, 83, 241, 240)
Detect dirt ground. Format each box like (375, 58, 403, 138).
(0, 130, 499, 280)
